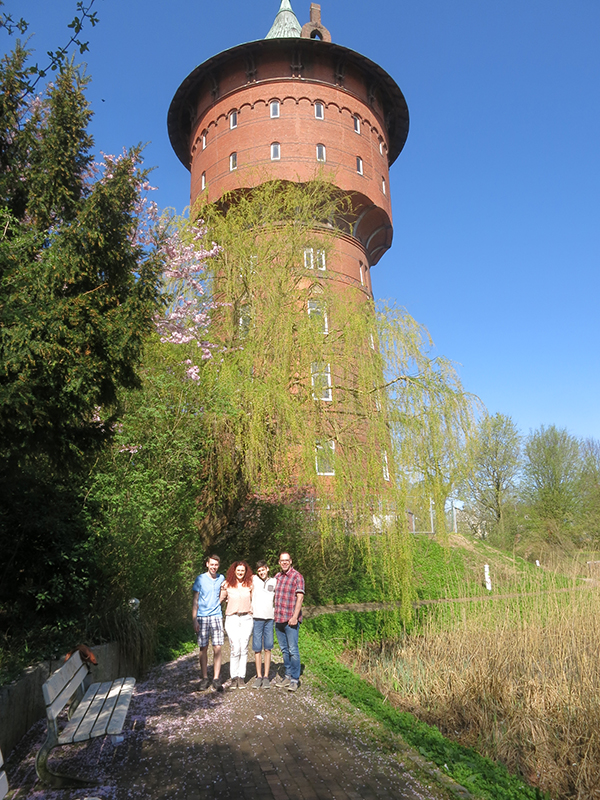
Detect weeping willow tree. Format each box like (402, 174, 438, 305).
(174, 178, 478, 617)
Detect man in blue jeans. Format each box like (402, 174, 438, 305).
(273, 551, 305, 692)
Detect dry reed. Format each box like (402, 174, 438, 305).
(349, 582, 600, 799)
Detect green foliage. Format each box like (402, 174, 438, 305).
(0, 25, 165, 648)
(412, 533, 575, 603)
(463, 413, 521, 538)
(578, 438, 600, 543)
(521, 425, 581, 536)
(0, 2, 99, 87)
(88, 341, 213, 627)
(154, 620, 197, 664)
(303, 625, 549, 800)
(215, 501, 387, 605)
(304, 609, 403, 643)
(186, 180, 479, 619)
(0, 54, 164, 469)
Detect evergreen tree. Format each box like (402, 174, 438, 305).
(0, 31, 164, 635)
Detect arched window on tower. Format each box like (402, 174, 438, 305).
(230, 110, 238, 129)
(353, 115, 361, 134)
(271, 142, 280, 161)
(270, 100, 280, 118)
(230, 152, 237, 171)
(316, 143, 326, 162)
(314, 102, 324, 119)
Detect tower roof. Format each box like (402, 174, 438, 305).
(265, 0, 302, 39)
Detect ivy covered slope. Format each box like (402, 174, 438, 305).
(0, 38, 165, 641)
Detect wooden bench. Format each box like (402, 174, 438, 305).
(35, 650, 136, 788)
(0, 748, 8, 800)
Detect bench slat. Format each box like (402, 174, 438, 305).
(43, 652, 84, 705)
(90, 678, 125, 738)
(59, 681, 113, 744)
(106, 678, 135, 735)
(0, 770, 8, 800)
(46, 662, 90, 722)
(58, 682, 103, 744)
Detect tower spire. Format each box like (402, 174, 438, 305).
(265, 0, 302, 39)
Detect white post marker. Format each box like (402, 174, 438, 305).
(484, 564, 492, 592)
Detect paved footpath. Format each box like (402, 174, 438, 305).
(5, 643, 459, 800)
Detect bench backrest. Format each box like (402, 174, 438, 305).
(0, 747, 8, 800)
(42, 651, 89, 723)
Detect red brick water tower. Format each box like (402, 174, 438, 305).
(168, 0, 409, 303)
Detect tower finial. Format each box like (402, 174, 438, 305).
(265, 0, 302, 39)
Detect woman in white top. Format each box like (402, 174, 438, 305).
(220, 561, 253, 689)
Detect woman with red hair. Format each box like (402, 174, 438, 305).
(220, 561, 253, 688)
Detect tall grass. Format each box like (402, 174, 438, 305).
(349, 580, 600, 799)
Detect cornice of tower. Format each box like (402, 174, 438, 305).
(168, 38, 409, 171)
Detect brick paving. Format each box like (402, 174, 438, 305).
(5, 643, 456, 800)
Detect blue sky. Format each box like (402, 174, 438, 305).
(8, 0, 600, 440)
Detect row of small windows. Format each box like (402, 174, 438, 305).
(203, 156, 384, 193)
(224, 147, 381, 178)
(199, 106, 386, 151)
(315, 440, 391, 480)
(238, 297, 328, 338)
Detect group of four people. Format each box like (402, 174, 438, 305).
(192, 551, 305, 692)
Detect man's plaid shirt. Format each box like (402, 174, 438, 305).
(273, 566, 305, 623)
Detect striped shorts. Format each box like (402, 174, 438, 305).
(197, 615, 224, 648)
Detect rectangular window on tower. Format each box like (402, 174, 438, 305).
(201, 171, 206, 190)
(353, 115, 361, 134)
(315, 249, 326, 270)
(315, 102, 324, 119)
(304, 247, 314, 269)
(271, 142, 280, 160)
(230, 110, 238, 129)
(311, 362, 332, 402)
(307, 299, 329, 334)
(270, 100, 280, 118)
(315, 440, 335, 475)
(230, 152, 237, 171)
(382, 451, 391, 482)
(356, 156, 363, 175)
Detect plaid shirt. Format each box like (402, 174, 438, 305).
(273, 567, 305, 623)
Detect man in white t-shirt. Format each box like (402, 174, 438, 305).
(251, 560, 277, 689)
